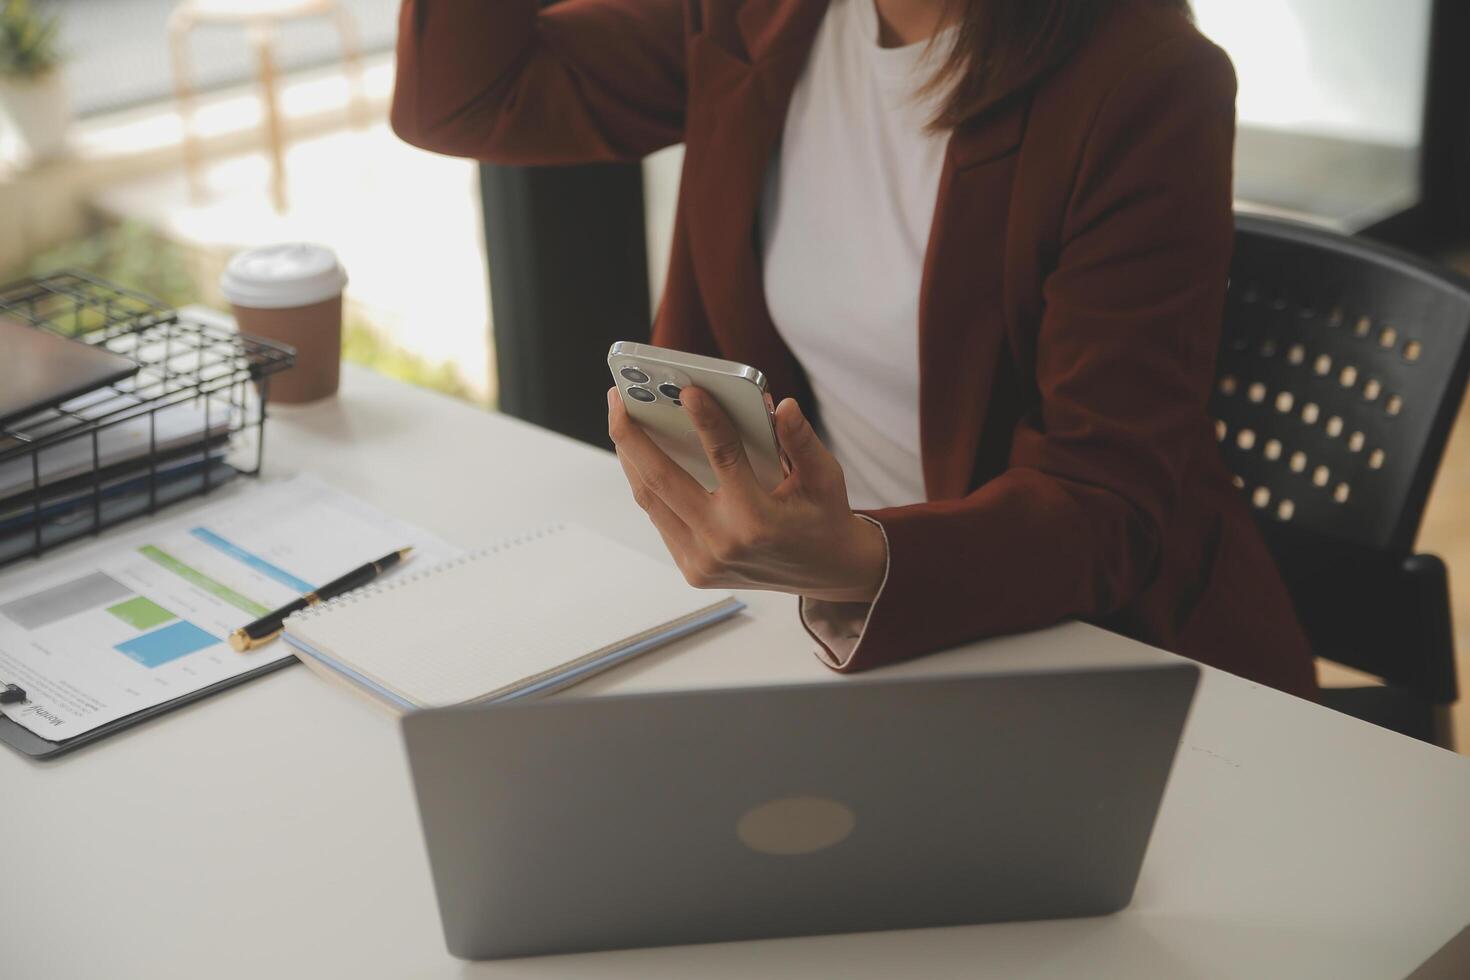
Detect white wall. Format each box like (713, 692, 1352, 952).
(1194, 0, 1433, 147)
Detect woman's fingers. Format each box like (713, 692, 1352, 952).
(608, 387, 710, 526)
(618, 449, 724, 588)
(774, 398, 844, 499)
(679, 386, 760, 499)
(615, 448, 697, 552)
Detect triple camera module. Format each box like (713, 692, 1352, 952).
(620, 366, 682, 406)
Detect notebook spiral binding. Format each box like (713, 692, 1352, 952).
(288, 524, 569, 622)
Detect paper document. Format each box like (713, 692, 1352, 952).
(0, 390, 232, 502)
(0, 476, 456, 742)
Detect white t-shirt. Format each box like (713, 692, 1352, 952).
(759, 0, 951, 511)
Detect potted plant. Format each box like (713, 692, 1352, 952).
(0, 0, 67, 167)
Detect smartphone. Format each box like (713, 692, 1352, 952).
(608, 342, 785, 493)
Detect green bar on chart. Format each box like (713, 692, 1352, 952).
(106, 595, 177, 631)
(138, 545, 271, 617)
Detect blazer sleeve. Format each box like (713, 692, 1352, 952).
(390, 0, 686, 164)
(802, 35, 1238, 670)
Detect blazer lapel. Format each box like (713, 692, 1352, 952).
(684, 0, 1032, 495)
(735, 0, 826, 61)
(918, 97, 1030, 500)
(680, 0, 828, 403)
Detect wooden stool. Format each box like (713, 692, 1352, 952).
(168, 0, 368, 213)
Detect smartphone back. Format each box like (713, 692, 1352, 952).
(608, 343, 784, 492)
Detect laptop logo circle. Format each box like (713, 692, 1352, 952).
(736, 796, 856, 856)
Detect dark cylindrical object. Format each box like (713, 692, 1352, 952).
(479, 162, 653, 448)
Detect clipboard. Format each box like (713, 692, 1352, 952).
(0, 656, 297, 760)
(0, 460, 261, 759)
(0, 475, 454, 761)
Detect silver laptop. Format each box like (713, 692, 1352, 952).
(401, 660, 1199, 960)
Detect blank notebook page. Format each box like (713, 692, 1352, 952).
(285, 524, 731, 706)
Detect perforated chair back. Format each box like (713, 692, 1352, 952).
(1212, 216, 1470, 730)
(1214, 215, 1470, 554)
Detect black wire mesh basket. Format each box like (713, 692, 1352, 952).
(0, 271, 295, 568)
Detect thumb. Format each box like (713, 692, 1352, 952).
(775, 398, 843, 497)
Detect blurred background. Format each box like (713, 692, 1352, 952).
(4, 0, 1464, 409)
(2, 0, 1469, 740)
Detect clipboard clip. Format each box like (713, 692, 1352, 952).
(1, 679, 27, 705)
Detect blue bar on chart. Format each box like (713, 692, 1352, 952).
(189, 527, 315, 594)
(116, 620, 221, 668)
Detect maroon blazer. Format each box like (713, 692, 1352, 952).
(392, 0, 1319, 698)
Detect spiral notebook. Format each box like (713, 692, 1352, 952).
(281, 523, 743, 712)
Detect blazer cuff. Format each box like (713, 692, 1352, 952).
(799, 515, 890, 670)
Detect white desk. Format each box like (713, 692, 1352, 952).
(4, 364, 1470, 979)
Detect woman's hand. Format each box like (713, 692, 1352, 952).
(607, 386, 887, 603)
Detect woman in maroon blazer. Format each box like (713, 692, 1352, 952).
(392, 0, 1319, 698)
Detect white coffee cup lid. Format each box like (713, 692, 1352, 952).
(220, 243, 347, 309)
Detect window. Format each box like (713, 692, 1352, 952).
(1195, 0, 1436, 230)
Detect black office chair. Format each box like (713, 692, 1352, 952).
(1212, 214, 1470, 747)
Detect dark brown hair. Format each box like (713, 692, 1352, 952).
(925, 0, 1193, 129)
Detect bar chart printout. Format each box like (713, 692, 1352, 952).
(0, 477, 455, 742)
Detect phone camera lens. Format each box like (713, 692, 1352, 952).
(627, 386, 656, 403)
(657, 383, 683, 401)
(620, 367, 651, 384)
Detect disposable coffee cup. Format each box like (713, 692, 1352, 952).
(221, 243, 348, 404)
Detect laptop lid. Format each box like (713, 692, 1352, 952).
(402, 660, 1199, 960)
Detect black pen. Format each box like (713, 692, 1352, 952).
(228, 547, 414, 652)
